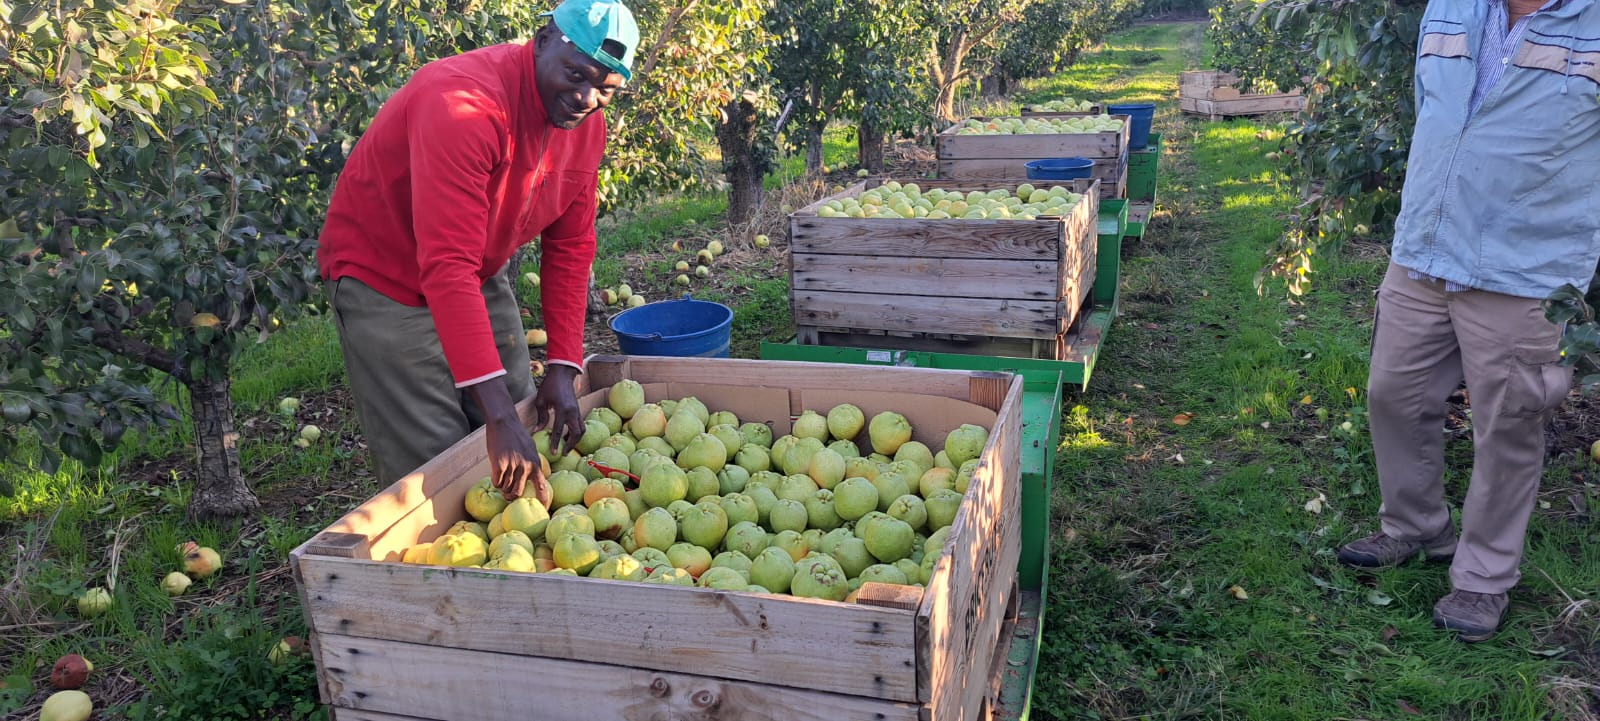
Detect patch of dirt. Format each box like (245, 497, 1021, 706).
(118, 386, 375, 519)
(1548, 389, 1600, 464)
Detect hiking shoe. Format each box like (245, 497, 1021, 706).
(1336, 529, 1456, 568)
(1433, 590, 1509, 642)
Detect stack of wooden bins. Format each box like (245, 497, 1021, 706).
(788, 178, 1099, 362)
(291, 355, 1026, 721)
(936, 115, 1130, 200)
(1179, 71, 1304, 120)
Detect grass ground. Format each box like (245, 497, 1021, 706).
(3, 18, 1598, 721)
(1031, 21, 1600, 721)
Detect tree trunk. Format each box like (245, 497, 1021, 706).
(856, 117, 885, 173)
(587, 273, 607, 319)
(187, 374, 259, 519)
(805, 123, 825, 176)
(934, 30, 971, 123)
(981, 74, 1009, 97)
(717, 96, 764, 227)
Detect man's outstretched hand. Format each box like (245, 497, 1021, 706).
(470, 378, 553, 506)
(533, 362, 585, 463)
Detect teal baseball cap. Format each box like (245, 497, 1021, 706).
(542, 0, 639, 83)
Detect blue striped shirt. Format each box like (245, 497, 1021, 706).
(1470, 0, 1565, 116)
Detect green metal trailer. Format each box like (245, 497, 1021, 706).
(762, 195, 1138, 719)
(1124, 133, 1161, 241)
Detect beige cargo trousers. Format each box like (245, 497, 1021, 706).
(326, 264, 535, 485)
(1368, 263, 1572, 594)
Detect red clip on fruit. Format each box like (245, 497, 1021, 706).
(585, 460, 641, 487)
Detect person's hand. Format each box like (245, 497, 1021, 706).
(483, 412, 547, 503)
(468, 379, 551, 505)
(534, 363, 585, 460)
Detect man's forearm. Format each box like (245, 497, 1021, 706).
(467, 377, 522, 428)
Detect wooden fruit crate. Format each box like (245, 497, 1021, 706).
(291, 355, 1024, 721)
(936, 115, 1131, 199)
(1179, 70, 1305, 120)
(788, 178, 1100, 362)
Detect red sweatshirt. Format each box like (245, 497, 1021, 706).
(318, 40, 602, 386)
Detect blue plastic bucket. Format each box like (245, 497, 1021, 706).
(608, 295, 733, 358)
(1024, 157, 1096, 181)
(1106, 102, 1156, 150)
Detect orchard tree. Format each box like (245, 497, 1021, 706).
(852, 11, 929, 173)
(0, 0, 535, 517)
(924, 0, 1030, 123)
(767, 0, 922, 174)
(598, 0, 773, 210)
(1209, 0, 1423, 295)
(982, 0, 1139, 96)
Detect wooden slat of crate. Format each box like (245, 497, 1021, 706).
(332, 709, 430, 721)
(936, 116, 1129, 159)
(917, 376, 1024, 717)
(1181, 94, 1305, 119)
(1179, 70, 1239, 89)
(794, 290, 1064, 339)
(793, 254, 1061, 301)
(804, 329, 1053, 361)
(298, 555, 919, 701)
(790, 216, 1063, 260)
(315, 634, 922, 721)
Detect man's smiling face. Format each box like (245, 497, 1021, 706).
(534, 25, 625, 130)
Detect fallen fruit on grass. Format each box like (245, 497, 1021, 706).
(857, 169, 870, 178)
(524, 271, 541, 287)
(707, 240, 724, 256)
(183, 546, 223, 579)
(161, 571, 192, 596)
(76, 587, 111, 617)
(627, 295, 646, 307)
(601, 288, 619, 305)
(277, 397, 300, 415)
(674, 260, 691, 272)
(298, 424, 321, 443)
(40, 690, 93, 721)
(50, 654, 93, 690)
(616, 284, 633, 302)
(526, 329, 548, 347)
(753, 234, 771, 248)
(267, 637, 304, 665)
(674, 274, 690, 286)
(1592, 439, 1600, 463)
(696, 249, 714, 265)
(694, 265, 709, 278)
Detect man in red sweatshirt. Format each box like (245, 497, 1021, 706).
(317, 0, 638, 504)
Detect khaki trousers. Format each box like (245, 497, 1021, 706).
(1368, 263, 1571, 593)
(327, 266, 534, 485)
